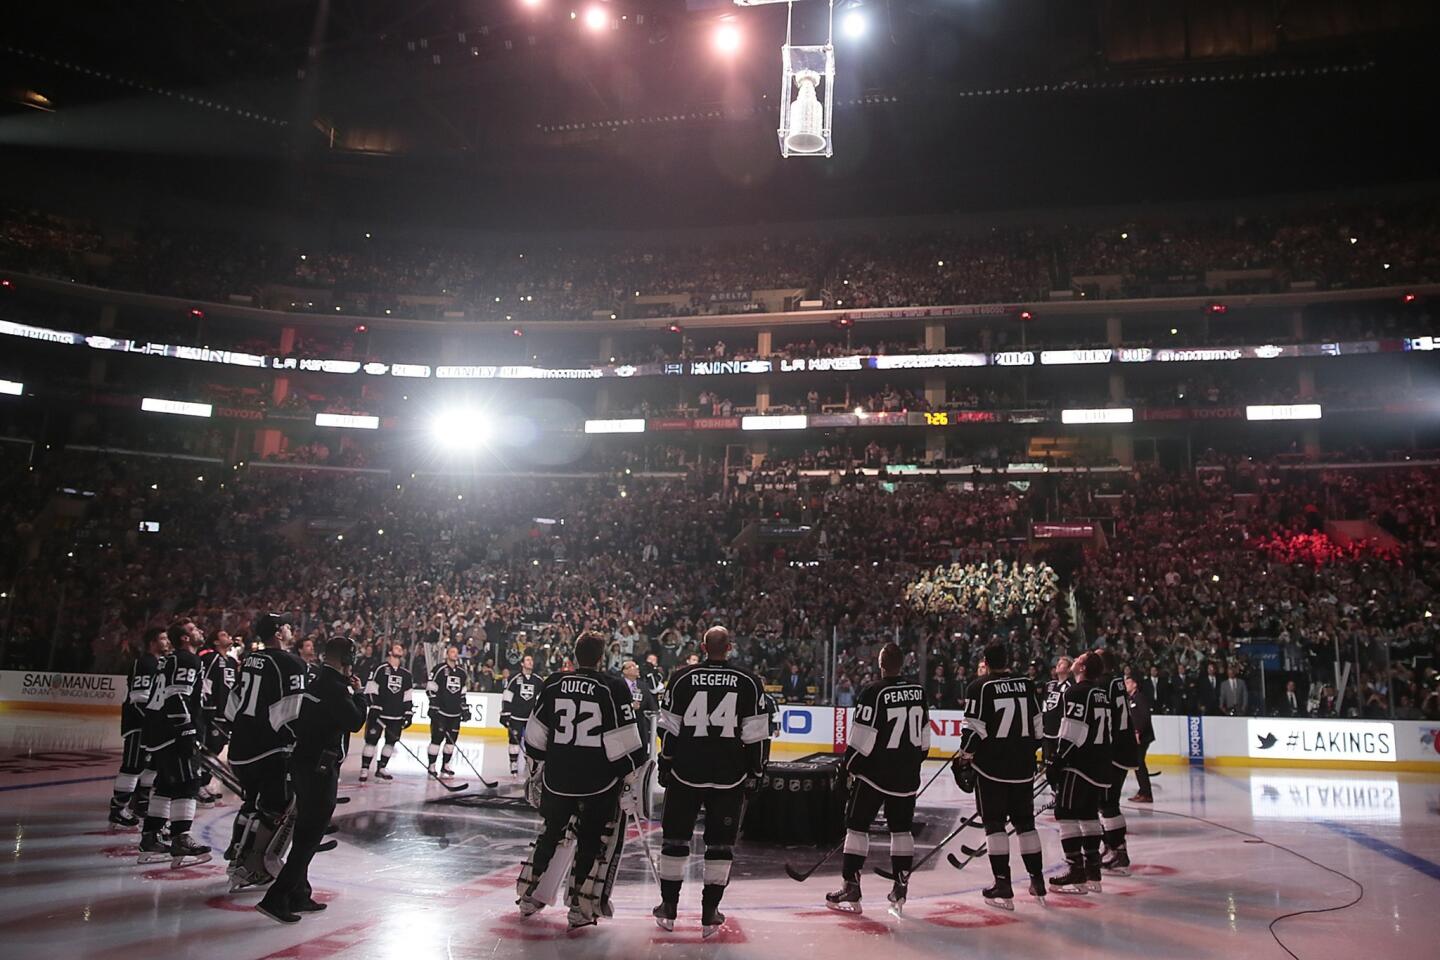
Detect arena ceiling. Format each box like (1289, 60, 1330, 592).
(2, 0, 1437, 227)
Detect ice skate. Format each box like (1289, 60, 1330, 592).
(169, 832, 212, 868)
(982, 878, 1015, 911)
(1051, 861, 1089, 894)
(700, 906, 726, 939)
(825, 879, 863, 914)
(887, 874, 909, 916)
(136, 832, 170, 864)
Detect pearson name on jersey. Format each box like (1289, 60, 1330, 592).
(846, 677, 930, 796)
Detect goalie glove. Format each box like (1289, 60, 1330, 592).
(525, 762, 545, 810)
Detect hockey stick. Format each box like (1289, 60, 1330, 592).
(196, 750, 244, 796)
(873, 808, 982, 880)
(788, 748, 967, 883)
(876, 756, 1047, 880)
(956, 798, 1058, 858)
(945, 777, 1050, 869)
(395, 739, 468, 792)
(785, 841, 843, 883)
(453, 741, 499, 789)
(630, 808, 660, 885)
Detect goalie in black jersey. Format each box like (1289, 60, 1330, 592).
(952, 643, 1046, 910)
(225, 614, 309, 887)
(426, 644, 470, 778)
(654, 626, 771, 939)
(826, 642, 929, 917)
(1051, 652, 1112, 894)
(359, 643, 413, 783)
(515, 632, 648, 930)
(109, 627, 167, 827)
(1095, 649, 1136, 875)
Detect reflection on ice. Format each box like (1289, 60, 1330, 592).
(1248, 773, 1401, 822)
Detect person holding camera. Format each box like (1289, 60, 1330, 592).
(256, 637, 367, 924)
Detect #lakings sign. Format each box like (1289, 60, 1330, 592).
(1248, 718, 1396, 763)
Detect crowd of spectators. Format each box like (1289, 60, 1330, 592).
(4, 199, 1438, 324)
(2, 444, 1435, 720)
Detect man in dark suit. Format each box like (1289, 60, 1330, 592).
(1125, 676, 1155, 802)
(1278, 679, 1306, 717)
(1144, 665, 1170, 716)
(781, 662, 808, 703)
(1200, 662, 1222, 715)
(1171, 666, 1197, 715)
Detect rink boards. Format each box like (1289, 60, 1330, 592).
(4, 670, 1439, 771)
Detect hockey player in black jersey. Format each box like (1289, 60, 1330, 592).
(196, 628, 237, 804)
(826, 642, 929, 917)
(953, 644, 1046, 910)
(426, 644, 470, 777)
(109, 627, 168, 827)
(654, 626, 771, 938)
(1051, 652, 1112, 894)
(515, 632, 648, 929)
(1096, 649, 1136, 875)
(137, 622, 211, 866)
(500, 654, 542, 778)
(359, 643, 414, 783)
(225, 613, 309, 885)
(1039, 654, 1074, 773)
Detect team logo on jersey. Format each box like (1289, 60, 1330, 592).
(519, 682, 535, 700)
(446, 676, 463, 693)
(387, 676, 403, 693)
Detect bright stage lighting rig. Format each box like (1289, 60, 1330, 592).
(733, 0, 835, 158)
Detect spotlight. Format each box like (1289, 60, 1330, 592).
(1207, 302, 1228, 315)
(841, 10, 867, 39)
(1018, 310, 1033, 321)
(512, 327, 524, 337)
(714, 23, 741, 55)
(430, 409, 492, 450)
(1402, 292, 1417, 304)
(583, 5, 607, 30)
(668, 322, 683, 334)
(189, 308, 205, 319)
